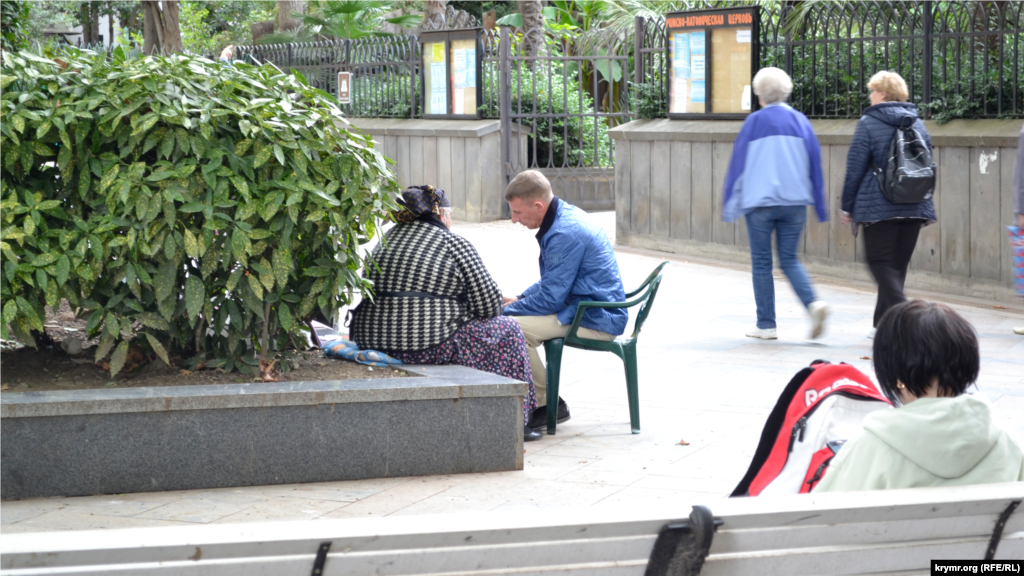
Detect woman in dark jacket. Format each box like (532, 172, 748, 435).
(840, 71, 936, 338)
(351, 185, 541, 441)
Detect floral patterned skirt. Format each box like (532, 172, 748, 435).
(389, 315, 538, 421)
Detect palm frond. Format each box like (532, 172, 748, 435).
(385, 13, 422, 28)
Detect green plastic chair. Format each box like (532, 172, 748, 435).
(542, 261, 670, 435)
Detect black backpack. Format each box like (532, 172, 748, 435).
(870, 117, 936, 204)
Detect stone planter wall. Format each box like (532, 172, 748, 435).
(609, 119, 1022, 303)
(0, 365, 526, 500)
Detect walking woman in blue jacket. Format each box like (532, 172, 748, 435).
(840, 71, 936, 338)
(723, 67, 830, 340)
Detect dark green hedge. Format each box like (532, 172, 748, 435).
(1, 47, 399, 376)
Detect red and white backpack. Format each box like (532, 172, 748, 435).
(731, 361, 892, 496)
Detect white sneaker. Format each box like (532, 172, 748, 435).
(1014, 326, 1024, 335)
(808, 301, 829, 339)
(746, 327, 778, 340)
(867, 328, 876, 339)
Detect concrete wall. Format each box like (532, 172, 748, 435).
(536, 168, 615, 212)
(350, 119, 613, 219)
(609, 119, 1022, 303)
(349, 119, 510, 222)
(1, 365, 527, 500)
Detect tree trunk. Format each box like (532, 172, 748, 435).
(518, 0, 544, 64)
(250, 20, 275, 43)
(78, 2, 100, 46)
(142, 0, 182, 55)
(277, 0, 304, 33)
(972, 1, 1001, 68)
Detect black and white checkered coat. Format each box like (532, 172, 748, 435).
(350, 219, 503, 353)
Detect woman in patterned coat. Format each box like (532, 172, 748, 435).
(351, 186, 541, 442)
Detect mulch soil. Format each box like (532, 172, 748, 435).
(0, 303, 401, 393)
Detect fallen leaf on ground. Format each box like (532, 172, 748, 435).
(259, 358, 279, 382)
(677, 439, 690, 446)
(578, 460, 587, 463)
(180, 369, 192, 376)
(860, 356, 871, 360)
(0, 384, 8, 391)
(993, 305, 1006, 309)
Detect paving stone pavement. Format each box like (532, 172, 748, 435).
(3, 213, 1022, 533)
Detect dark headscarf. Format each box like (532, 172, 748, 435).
(390, 185, 451, 224)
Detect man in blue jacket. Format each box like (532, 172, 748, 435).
(502, 170, 627, 430)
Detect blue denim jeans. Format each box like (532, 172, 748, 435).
(744, 206, 817, 329)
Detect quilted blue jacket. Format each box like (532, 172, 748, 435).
(841, 102, 936, 224)
(503, 198, 628, 336)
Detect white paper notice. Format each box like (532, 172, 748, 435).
(691, 54, 705, 80)
(454, 88, 464, 114)
(673, 79, 687, 113)
(737, 29, 752, 43)
(430, 61, 446, 113)
(741, 85, 752, 111)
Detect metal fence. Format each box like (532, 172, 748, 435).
(236, 37, 420, 118)
(636, 0, 1024, 120)
(493, 26, 632, 210)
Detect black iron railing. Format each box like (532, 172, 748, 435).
(236, 37, 420, 119)
(236, 1, 1022, 122)
(637, 0, 1024, 121)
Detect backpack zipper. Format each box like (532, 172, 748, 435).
(788, 416, 808, 453)
(786, 391, 882, 453)
(805, 456, 835, 488)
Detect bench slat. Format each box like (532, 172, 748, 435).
(1, 558, 649, 576)
(2, 483, 1021, 576)
(709, 494, 1023, 530)
(712, 512, 1024, 553)
(703, 532, 1023, 576)
(304, 536, 655, 576)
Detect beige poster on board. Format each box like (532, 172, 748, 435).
(711, 27, 752, 114)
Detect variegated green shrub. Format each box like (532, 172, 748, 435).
(1, 47, 399, 377)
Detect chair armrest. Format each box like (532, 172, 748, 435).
(564, 285, 655, 341)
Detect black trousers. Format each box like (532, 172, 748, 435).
(862, 219, 922, 326)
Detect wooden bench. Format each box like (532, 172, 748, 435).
(2, 482, 1021, 575)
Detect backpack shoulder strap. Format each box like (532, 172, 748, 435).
(729, 362, 824, 497)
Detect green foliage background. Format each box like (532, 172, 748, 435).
(482, 62, 612, 168)
(0, 47, 399, 377)
(0, 0, 30, 52)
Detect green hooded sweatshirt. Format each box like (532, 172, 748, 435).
(814, 395, 1024, 492)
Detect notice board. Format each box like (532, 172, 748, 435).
(450, 39, 477, 116)
(422, 40, 448, 116)
(420, 29, 483, 119)
(665, 7, 759, 119)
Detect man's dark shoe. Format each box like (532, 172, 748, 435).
(527, 398, 571, 431)
(524, 425, 542, 442)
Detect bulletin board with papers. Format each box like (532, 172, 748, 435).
(422, 40, 448, 116)
(420, 29, 483, 119)
(665, 7, 759, 119)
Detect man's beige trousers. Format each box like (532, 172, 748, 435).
(512, 315, 615, 408)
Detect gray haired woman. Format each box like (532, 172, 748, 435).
(723, 67, 830, 340)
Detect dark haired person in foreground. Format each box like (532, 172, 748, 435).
(815, 300, 1024, 492)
